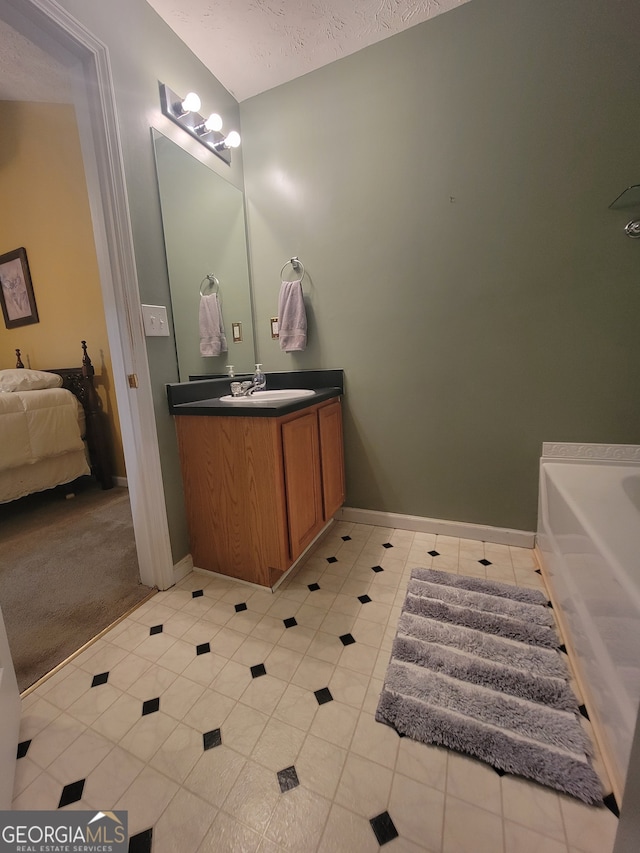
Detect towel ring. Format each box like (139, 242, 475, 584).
(199, 274, 219, 296)
(280, 256, 305, 281)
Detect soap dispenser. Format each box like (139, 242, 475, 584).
(252, 363, 266, 392)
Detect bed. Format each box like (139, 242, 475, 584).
(0, 341, 113, 503)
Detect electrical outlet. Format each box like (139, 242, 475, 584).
(141, 304, 171, 337)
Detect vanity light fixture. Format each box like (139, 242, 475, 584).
(194, 112, 223, 136)
(159, 82, 240, 165)
(177, 91, 201, 115)
(214, 130, 241, 151)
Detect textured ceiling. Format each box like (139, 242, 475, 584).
(145, 0, 471, 101)
(0, 2, 470, 105)
(0, 18, 70, 103)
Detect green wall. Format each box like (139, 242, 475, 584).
(46, 0, 640, 546)
(240, 0, 640, 531)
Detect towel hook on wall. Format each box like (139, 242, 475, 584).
(280, 256, 305, 281)
(608, 184, 640, 238)
(199, 274, 219, 296)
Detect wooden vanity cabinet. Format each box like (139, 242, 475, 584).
(174, 397, 345, 587)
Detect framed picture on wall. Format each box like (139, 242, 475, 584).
(0, 247, 39, 329)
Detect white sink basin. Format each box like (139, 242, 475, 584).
(220, 389, 316, 404)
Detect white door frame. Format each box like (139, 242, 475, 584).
(6, 0, 175, 591)
(0, 605, 20, 809)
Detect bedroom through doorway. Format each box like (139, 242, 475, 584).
(0, 479, 152, 692)
(0, 13, 151, 692)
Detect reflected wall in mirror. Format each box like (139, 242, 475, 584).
(152, 129, 255, 380)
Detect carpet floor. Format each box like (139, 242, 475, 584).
(376, 567, 604, 805)
(0, 478, 153, 692)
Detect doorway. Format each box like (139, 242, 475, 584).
(0, 1, 175, 674)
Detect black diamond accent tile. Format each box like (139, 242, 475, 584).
(17, 739, 31, 759)
(428, 550, 440, 557)
(579, 704, 590, 720)
(235, 602, 248, 613)
(382, 542, 393, 549)
(326, 556, 338, 564)
(192, 589, 204, 598)
(196, 642, 211, 656)
(142, 697, 160, 716)
(58, 779, 85, 808)
(535, 568, 542, 575)
(341, 535, 352, 541)
(547, 600, 554, 609)
(494, 766, 506, 777)
(370, 812, 399, 846)
(308, 583, 320, 591)
(283, 617, 298, 629)
(358, 594, 372, 604)
(559, 643, 568, 654)
(339, 633, 356, 646)
(128, 828, 153, 853)
(91, 671, 109, 688)
(314, 687, 333, 705)
(149, 624, 163, 635)
(277, 765, 300, 793)
(479, 558, 492, 566)
(371, 565, 384, 573)
(251, 663, 267, 678)
(603, 792, 620, 817)
(203, 728, 222, 751)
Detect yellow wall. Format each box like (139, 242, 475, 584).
(0, 101, 125, 477)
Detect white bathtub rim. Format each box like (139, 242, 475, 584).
(538, 461, 640, 616)
(542, 441, 640, 464)
(537, 449, 640, 801)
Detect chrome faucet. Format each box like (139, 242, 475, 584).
(230, 380, 261, 397)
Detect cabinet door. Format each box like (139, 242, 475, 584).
(281, 411, 324, 560)
(318, 400, 345, 519)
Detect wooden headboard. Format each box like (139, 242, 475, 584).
(15, 341, 113, 491)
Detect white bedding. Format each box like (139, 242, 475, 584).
(0, 388, 90, 502)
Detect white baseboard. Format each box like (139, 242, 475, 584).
(336, 506, 535, 548)
(114, 476, 128, 488)
(172, 553, 193, 585)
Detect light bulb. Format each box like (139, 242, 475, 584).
(224, 130, 241, 149)
(181, 91, 201, 113)
(204, 113, 223, 132)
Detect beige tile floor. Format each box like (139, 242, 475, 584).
(14, 521, 620, 852)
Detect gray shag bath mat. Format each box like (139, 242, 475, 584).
(375, 568, 603, 804)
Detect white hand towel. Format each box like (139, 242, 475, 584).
(199, 293, 227, 356)
(278, 279, 307, 352)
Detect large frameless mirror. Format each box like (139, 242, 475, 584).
(152, 129, 255, 380)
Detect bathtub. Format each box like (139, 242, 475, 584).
(537, 442, 640, 800)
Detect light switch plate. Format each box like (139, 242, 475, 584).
(141, 304, 171, 337)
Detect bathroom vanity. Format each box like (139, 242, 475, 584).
(167, 371, 345, 588)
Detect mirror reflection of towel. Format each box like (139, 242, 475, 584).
(278, 279, 307, 352)
(199, 293, 227, 356)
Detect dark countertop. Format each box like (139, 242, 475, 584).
(167, 369, 344, 418)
